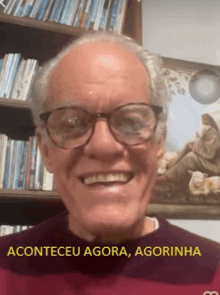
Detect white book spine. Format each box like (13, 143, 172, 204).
(4, 0, 15, 13)
(42, 0, 55, 21)
(0, 134, 8, 189)
(42, 166, 53, 191)
(34, 146, 42, 190)
(93, 0, 105, 31)
(22, 59, 38, 100)
(67, 0, 80, 26)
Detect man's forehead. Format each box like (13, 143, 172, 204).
(52, 40, 148, 78)
(47, 40, 151, 108)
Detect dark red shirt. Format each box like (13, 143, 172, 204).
(0, 212, 220, 294)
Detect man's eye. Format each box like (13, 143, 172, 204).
(117, 117, 144, 130)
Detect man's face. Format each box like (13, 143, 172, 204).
(37, 41, 163, 241)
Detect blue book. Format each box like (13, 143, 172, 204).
(29, 0, 41, 18)
(107, 0, 119, 32)
(84, 0, 94, 29)
(37, 0, 50, 20)
(53, 0, 63, 22)
(10, 0, 20, 14)
(4, 139, 15, 189)
(23, 0, 35, 16)
(13, 140, 23, 189)
(9, 140, 18, 189)
(17, 140, 28, 189)
(22, 140, 29, 189)
(59, 0, 72, 25)
(0, 53, 14, 98)
(88, 0, 100, 30)
(99, 0, 111, 31)
(66, 0, 80, 26)
(13, 0, 24, 16)
(48, 0, 60, 21)
(6, 53, 21, 98)
(3, 138, 11, 189)
(0, 0, 10, 12)
(0, 59, 3, 73)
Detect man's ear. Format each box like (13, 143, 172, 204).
(35, 127, 54, 173)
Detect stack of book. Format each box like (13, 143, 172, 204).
(0, 134, 55, 191)
(0, 0, 127, 33)
(0, 224, 33, 236)
(0, 53, 38, 101)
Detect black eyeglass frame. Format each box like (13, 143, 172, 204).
(39, 103, 163, 149)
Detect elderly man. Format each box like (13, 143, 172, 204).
(0, 32, 219, 294)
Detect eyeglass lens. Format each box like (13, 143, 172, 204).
(46, 105, 157, 148)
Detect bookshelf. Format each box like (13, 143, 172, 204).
(0, 0, 143, 225)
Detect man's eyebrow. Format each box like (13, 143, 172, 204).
(51, 100, 85, 109)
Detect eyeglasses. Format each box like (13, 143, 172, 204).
(39, 103, 163, 149)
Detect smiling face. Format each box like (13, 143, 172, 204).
(36, 41, 164, 243)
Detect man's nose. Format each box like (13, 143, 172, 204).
(83, 119, 125, 160)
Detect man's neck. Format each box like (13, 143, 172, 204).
(67, 215, 156, 244)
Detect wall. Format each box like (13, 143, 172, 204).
(142, 0, 220, 66)
(142, 0, 220, 243)
(168, 219, 220, 243)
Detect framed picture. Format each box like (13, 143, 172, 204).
(148, 57, 220, 219)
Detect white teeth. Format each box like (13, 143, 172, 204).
(83, 173, 131, 185)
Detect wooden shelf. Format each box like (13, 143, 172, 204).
(0, 98, 31, 109)
(0, 189, 65, 225)
(0, 189, 59, 200)
(0, 12, 86, 36)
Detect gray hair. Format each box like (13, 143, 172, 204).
(30, 31, 168, 140)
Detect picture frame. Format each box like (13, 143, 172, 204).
(148, 57, 220, 220)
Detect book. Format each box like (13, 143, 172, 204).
(80, 0, 91, 28)
(29, 136, 37, 190)
(53, 0, 65, 22)
(17, 140, 29, 189)
(83, 0, 94, 28)
(59, 0, 71, 24)
(42, 0, 55, 21)
(0, 53, 14, 98)
(88, 0, 100, 30)
(48, 0, 60, 22)
(4, 139, 15, 189)
(10, 58, 25, 99)
(29, 0, 41, 18)
(35, 0, 50, 20)
(5, 53, 21, 99)
(9, 0, 20, 14)
(0, 0, 10, 12)
(114, 0, 127, 33)
(5, 0, 16, 14)
(22, 0, 35, 16)
(34, 145, 43, 190)
(0, 59, 3, 73)
(13, 140, 24, 189)
(9, 139, 18, 189)
(0, 54, 8, 93)
(93, 0, 105, 31)
(3, 53, 17, 98)
(66, 0, 80, 26)
(42, 166, 53, 191)
(73, 0, 87, 27)
(0, 134, 8, 189)
(25, 136, 33, 190)
(13, 0, 24, 16)
(106, 0, 120, 32)
(98, 0, 111, 31)
(22, 59, 38, 100)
